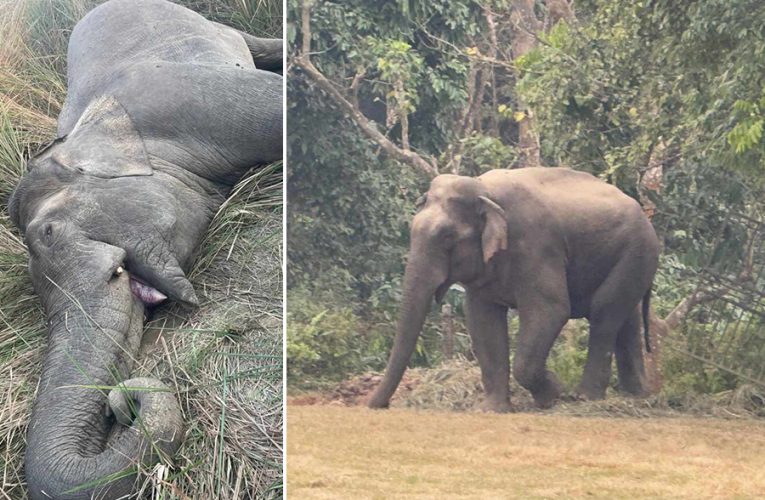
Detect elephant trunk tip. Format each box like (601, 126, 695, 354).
(25, 377, 183, 500)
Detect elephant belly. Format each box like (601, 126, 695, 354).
(568, 301, 590, 319)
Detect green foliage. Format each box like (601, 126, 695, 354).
(451, 133, 518, 176)
(362, 37, 423, 115)
(521, 0, 765, 188)
(660, 343, 739, 404)
(288, 0, 765, 396)
(286, 97, 421, 299)
(286, 287, 398, 387)
(287, 0, 487, 366)
(287, 291, 366, 384)
(728, 94, 765, 156)
(547, 321, 589, 391)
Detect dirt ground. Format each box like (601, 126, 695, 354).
(287, 404, 765, 499)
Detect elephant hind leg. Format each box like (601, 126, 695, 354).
(212, 21, 283, 72)
(513, 299, 569, 408)
(241, 35, 283, 72)
(578, 256, 645, 400)
(577, 313, 623, 400)
(615, 306, 648, 396)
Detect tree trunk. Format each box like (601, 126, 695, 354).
(511, 0, 542, 167)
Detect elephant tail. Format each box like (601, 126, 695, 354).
(642, 288, 652, 353)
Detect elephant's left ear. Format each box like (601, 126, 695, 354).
(478, 195, 508, 264)
(49, 96, 152, 178)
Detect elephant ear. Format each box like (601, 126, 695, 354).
(48, 96, 152, 178)
(479, 195, 508, 264)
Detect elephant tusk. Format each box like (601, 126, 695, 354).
(115, 266, 124, 276)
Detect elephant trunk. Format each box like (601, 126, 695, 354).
(368, 252, 446, 408)
(24, 288, 183, 500)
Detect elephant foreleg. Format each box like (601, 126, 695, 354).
(513, 296, 569, 408)
(615, 306, 648, 396)
(466, 293, 510, 412)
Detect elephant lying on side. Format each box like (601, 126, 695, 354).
(369, 168, 659, 412)
(9, 0, 282, 498)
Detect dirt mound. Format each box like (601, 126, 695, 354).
(329, 373, 416, 406)
(295, 360, 765, 419)
(290, 372, 421, 407)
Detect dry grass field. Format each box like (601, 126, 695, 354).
(287, 405, 765, 499)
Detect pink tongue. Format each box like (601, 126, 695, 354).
(129, 277, 167, 305)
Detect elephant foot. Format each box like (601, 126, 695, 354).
(367, 393, 391, 410)
(532, 390, 560, 409)
(617, 374, 648, 397)
(477, 396, 513, 413)
(574, 382, 607, 401)
(530, 377, 564, 409)
(618, 383, 649, 398)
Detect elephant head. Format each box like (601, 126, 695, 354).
(9, 97, 196, 499)
(369, 175, 508, 408)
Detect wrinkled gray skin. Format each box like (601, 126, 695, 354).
(8, 0, 282, 498)
(368, 168, 659, 412)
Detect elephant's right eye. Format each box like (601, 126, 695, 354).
(111, 265, 125, 280)
(42, 223, 55, 244)
(438, 226, 457, 244)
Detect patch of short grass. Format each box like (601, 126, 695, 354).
(287, 405, 765, 499)
(0, 0, 282, 498)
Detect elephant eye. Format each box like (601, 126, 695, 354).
(41, 223, 54, 245)
(438, 226, 457, 244)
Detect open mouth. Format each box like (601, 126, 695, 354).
(129, 275, 167, 306)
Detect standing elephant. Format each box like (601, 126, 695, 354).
(8, 0, 282, 498)
(368, 168, 659, 412)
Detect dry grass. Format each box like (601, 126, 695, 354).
(0, 0, 282, 498)
(287, 404, 765, 499)
(295, 358, 765, 419)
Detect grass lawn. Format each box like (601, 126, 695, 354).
(287, 404, 765, 499)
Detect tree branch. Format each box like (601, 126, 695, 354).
(295, 0, 439, 177)
(663, 286, 718, 331)
(662, 225, 759, 331)
(349, 69, 365, 108)
(446, 8, 500, 174)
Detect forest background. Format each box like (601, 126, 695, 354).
(287, 0, 765, 408)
